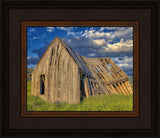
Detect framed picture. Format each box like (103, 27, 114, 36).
(1, 0, 159, 137)
(21, 21, 139, 117)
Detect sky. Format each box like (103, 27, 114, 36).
(27, 27, 133, 76)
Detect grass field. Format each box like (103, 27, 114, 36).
(27, 81, 133, 111)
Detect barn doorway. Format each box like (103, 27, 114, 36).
(80, 73, 86, 100)
(80, 79, 85, 100)
(40, 75, 45, 95)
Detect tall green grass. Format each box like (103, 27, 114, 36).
(27, 81, 133, 111)
(27, 81, 31, 95)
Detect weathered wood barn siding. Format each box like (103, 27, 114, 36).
(31, 38, 80, 104)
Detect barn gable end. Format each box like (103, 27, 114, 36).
(31, 37, 82, 104)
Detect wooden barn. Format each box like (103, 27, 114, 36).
(31, 37, 132, 104)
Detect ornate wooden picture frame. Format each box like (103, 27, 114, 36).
(21, 21, 139, 117)
(0, 0, 159, 137)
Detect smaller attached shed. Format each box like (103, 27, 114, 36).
(31, 37, 132, 104)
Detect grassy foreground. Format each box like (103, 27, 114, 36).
(27, 82, 133, 111)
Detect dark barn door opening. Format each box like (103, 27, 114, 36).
(80, 79, 84, 101)
(40, 75, 45, 95)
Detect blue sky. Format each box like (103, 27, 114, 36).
(27, 27, 133, 76)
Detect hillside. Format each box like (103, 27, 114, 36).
(27, 68, 33, 81)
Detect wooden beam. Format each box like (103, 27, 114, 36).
(83, 77, 89, 98)
(101, 62, 116, 80)
(109, 84, 119, 95)
(117, 82, 127, 95)
(96, 58, 127, 95)
(121, 82, 129, 95)
(114, 84, 122, 94)
(126, 81, 133, 94)
(87, 78, 94, 96)
(84, 59, 110, 95)
(109, 59, 128, 78)
(102, 77, 129, 85)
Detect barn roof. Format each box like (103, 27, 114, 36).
(55, 37, 93, 77)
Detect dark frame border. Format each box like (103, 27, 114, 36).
(21, 21, 139, 118)
(0, 0, 159, 137)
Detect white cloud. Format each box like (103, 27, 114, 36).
(56, 27, 73, 31)
(82, 29, 115, 40)
(56, 27, 83, 36)
(111, 56, 133, 72)
(33, 36, 40, 40)
(27, 56, 38, 59)
(29, 28, 36, 32)
(99, 27, 118, 31)
(46, 27, 54, 32)
(80, 27, 133, 53)
(93, 39, 106, 46)
(82, 27, 133, 41)
(67, 31, 75, 35)
(87, 53, 96, 57)
(106, 27, 120, 30)
(114, 27, 133, 38)
(104, 39, 133, 52)
(99, 27, 105, 31)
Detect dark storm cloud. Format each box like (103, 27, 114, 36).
(32, 42, 51, 58)
(27, 41, 51, 65)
